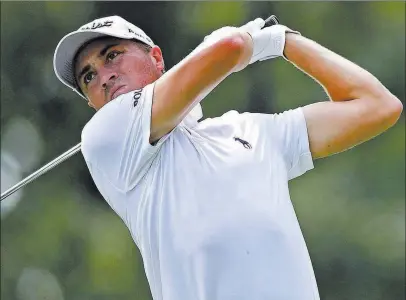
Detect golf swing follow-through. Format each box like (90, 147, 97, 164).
(2, 13, 402, 299)
(0, 15, 280, 202)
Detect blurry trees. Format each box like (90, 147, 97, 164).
(1, 2, 404, 300)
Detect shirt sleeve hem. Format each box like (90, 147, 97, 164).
(287, 107, 315, 180)
(141, 82, 176, 155)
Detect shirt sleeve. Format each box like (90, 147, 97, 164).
(256, 107, 314, 180)
(80, 83, 169, 193)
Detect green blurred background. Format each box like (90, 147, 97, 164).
(1, 2, 404, 300)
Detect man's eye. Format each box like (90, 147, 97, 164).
(106, 51, 121, 61)
(83, 72, 95, 85)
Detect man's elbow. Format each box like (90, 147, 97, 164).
(376, 92, 403, 128)
(363, 77, 403, 128)
(384, 91, 403, 121)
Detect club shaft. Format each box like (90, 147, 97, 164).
(1, 143, 82, 201)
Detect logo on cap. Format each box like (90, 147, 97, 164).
(81, 20, 113, 31)
(128, 28, 153, 44)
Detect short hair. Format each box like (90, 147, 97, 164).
(73, 37, 153, 96)
(135, 40, 152, 54)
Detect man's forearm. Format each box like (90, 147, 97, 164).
(283, 33, 395, 102)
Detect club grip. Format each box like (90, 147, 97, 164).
(264, 15, 279, 27)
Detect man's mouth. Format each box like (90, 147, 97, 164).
(110, 85, 127, 100)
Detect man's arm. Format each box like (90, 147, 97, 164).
(150, 29, 254, 143)
(283, 33, 403, 159)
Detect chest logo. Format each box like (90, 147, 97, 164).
(234, 137, 252, 149)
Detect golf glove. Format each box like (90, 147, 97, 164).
(240, 19, 301, 64)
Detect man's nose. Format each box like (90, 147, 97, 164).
(100, 69, 118, 89)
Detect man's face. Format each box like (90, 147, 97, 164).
(74, 37, 164, 110)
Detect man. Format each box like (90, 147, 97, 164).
(53, 15, 402, 300)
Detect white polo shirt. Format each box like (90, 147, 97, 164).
(81, 83, 319, 300)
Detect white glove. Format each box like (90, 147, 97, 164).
(248, 24, 301, 64)
(239, 18, 265, 37)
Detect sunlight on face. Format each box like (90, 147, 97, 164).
(74, 37, 164, 110)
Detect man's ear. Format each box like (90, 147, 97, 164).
(150, 46, 165, 73)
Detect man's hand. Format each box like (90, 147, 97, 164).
(247, 22, 300, 64)
(239, 18, 265, 36)
(198, 17, 295, 70)
(202, 26, 241, 46)
(202, 18, 265, 47)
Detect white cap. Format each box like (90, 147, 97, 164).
(53, 16, 155, 99)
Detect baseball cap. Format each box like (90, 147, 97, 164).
(54, 15, 203, 127)
(53, 16, 155, 99)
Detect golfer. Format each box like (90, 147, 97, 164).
(53, 15, 402, 299)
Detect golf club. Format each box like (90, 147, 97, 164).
(1, 143, 81, 201)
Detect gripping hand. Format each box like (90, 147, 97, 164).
(240, 18, 300, 64)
